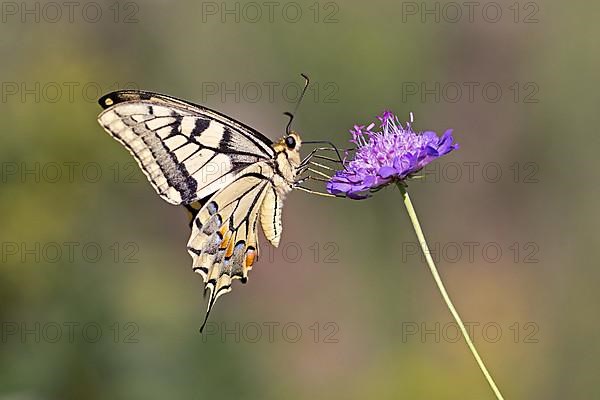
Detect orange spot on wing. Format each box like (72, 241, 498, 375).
(225, 239, 235, 258)
(219, 230, 232, 250)
(245, 249, 256, 269)
(218, 225, 228, 236)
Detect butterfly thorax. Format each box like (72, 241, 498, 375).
(271, 131, 302, 197)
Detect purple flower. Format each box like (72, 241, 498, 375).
(327, 111, 458, 199)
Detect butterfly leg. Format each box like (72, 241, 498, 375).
(293, 175, 339, 198)
(295, 185, 337, 198)
(299, 146, 350, 169)
(297, 159, 337, 176)
(306, 167, 332, 180)
(309, 160, 336, 171)
(311, 154, 343, 164)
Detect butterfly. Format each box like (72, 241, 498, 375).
(96, 82, 340, 331)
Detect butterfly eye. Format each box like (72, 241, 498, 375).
(285, 135, 296, 149)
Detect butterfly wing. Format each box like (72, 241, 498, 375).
(97, 90, 275, 205)
(187, 162, 279, 331)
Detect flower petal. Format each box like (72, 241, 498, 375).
(378, 166, 397, 179)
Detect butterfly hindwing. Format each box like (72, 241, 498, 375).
(97, 90, 275, 205)
(186, 162, 277, 330)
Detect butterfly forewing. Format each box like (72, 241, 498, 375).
(97, 90, 274, 204)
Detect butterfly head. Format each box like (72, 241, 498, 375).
(273, 131, 302, 166)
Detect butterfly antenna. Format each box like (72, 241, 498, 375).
(284, 73, 310, 134)
(284, 112, 294, 135)
(294, 73, 310, 115)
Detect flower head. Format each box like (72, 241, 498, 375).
(327, 111, 458, 198)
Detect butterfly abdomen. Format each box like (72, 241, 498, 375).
(260, 186, 284, 247)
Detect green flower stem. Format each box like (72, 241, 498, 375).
(397, 183, 505, 400)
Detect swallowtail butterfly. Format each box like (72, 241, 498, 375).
(97, 86, 333, 331)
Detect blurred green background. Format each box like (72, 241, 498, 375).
(0, 0, 596, 399)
